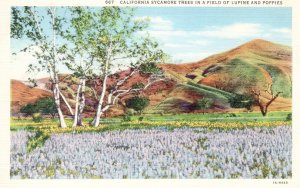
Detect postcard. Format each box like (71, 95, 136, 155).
(0, 0, 299, 187)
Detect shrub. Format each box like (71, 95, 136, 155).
(195, 98, 213, 114)
(125, 96, 150, 114)
(20, 97, 57, 119)
(138, 116, 144, 121)
(20, 103, 37, 116)
(32, 113, 43, 123)
(125, 108, 136, 116)
(138, 62, 161, 75)
(286, 113, 292, 121)
(122, 115, 132, 122)
(35, 97, 57, 118)
(226, 113, 237, 117)
(26, 131, 49, 152)
(132, 83, 145, 89)
(229, 94, 254, 110)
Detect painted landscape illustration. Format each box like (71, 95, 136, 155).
(10, 7, 292, 179)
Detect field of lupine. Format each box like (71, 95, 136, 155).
(11, 118, 292, 179)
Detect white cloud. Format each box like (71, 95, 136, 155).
(149, 16, 173, 31)
(136, 16, 173, 31)
(271, 28, 292, 37)
(148, 30, 188, 38)
(271, 28, 291, 34)
(164, 40, 210, 49)
(172, 52, 213, 63)
(187, 40, 210, 46)
(194, 23, 263, 39)
(146, 22, 265, 41)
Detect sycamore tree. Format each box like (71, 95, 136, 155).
(11, 7, 73, 128)
(89, 7, 168, 127)
(64, 7, 97, 127)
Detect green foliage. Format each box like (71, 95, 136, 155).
(122, 115, 132, 122)
(20, 103, 37, 116)
(182, 84, 228, 107)
(11, 7, 69, 74)
(64, 7, 95, 78)
(286, 113, 292, 121)
(35, 97, 57, 118)
(261, 165, 271, 178)
(11, 7, 25, 38)
(20, 97, 57, 119)
(229, 94, 254, 110)
(187, 82, 234, 99)
(226, 113, 238, 117)
(138, 62, 161, 75)
(132, 82, 145, 89)
(26, 131, 49, 152)
(125, 96, 150, 114)
(259, 64, 291, 98)
(195, 98, 213, 111)
(32, 113, 43, 123)
(225, 58, 265, 93)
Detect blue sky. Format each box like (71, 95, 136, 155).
(135, 7, 291, 63)
(11, 7, 291, 80)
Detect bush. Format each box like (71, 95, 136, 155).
(20, 103, 37, 116)
(138, 62, 161, 75)
(286, 113, 292, 121)
(132, 83, 145, 89)
(229, 94, 254, 110)
(125, 108, 136, 116)
(195, 98, 213, 113)
(20, 97, 57, 119)
(125, 96, 150, 114)
(122, 115, 132, 122)
(226, 113, 237, 117)
(138, 116, 144, 121)
(26, 131, 49, 152)
(35, 97, 57, 118)
(32, 113, 43, 123)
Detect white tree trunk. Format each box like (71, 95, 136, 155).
(50, 8, 66, 128)
(92, 75, 108, 127)
(72, 78, 86, 127)
(92, 42, 112, 127)
(53, 83, 67, 128)
(77, 79, 86, 126)
(59, 90, 74, 116)
(72, 79, 82, 127)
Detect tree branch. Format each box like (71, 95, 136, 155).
(266, 92, 282, 109)
(58, 89, 74, 116)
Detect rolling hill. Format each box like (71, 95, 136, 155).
(11, 80, 52, 114)
(11, 39, 292, 116)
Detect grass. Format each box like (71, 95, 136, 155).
(186, 82, 234, 99)
(180, 84, 229, 107)
(11, 111, 291, 125)
(228, 58, 265, 84)
(258, 64, 291, 98)
(11, 111, 291, 152)
(148, 97, 192, 114)
(26, 130, 49, 152)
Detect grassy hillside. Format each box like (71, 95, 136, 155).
(11, 39, 292, 116)
(11, 80, 52, 114)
